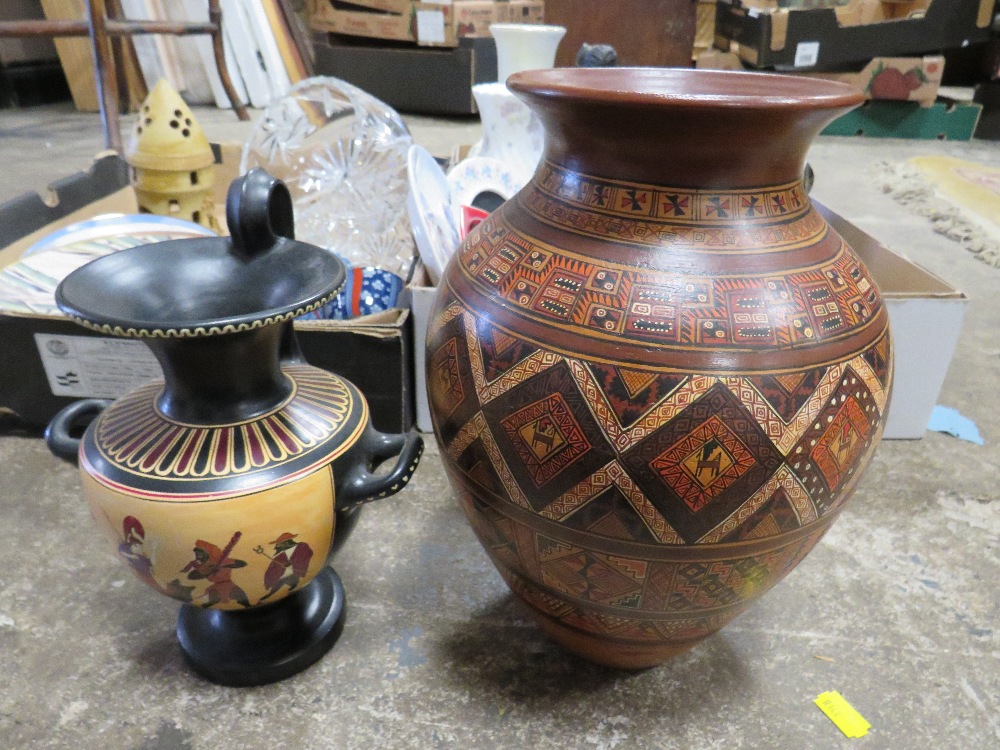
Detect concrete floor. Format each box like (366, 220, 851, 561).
(0, 103, 998, 749)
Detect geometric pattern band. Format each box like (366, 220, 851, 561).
(457, 211, 882, 355)
(528, 161, 813, 243)
(430, 297, 891, 646)
(431, 164, 892, 651)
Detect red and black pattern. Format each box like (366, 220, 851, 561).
(428, 160, 892, 660)
(482, 362, 616, 510)
(618, 383, 785, 542)
(82, 363, 366, 497)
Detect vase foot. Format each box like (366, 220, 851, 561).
(176, 566, 346, 686)
(533, 612, 701, 670)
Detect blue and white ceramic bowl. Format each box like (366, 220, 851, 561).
(302, 265, 404, 320)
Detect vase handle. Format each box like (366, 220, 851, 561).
(226, 168, 295, 257)
(336, 426, 424, 509)
(45, 399, 111, 463)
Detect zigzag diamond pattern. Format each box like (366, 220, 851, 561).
(431, 306, 888, 647)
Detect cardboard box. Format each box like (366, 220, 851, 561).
(821, 99, 982, 139)
(308, 0, 543, 46)
(329, 0, 418, 13)
(331, 0, 544, 24)
(403, 263, 436, 433)
(695, 0, 718, 57)
(817, 203, 967, 439)
(800, 55, 944, 107)
(699, 52, 945, 107)
(313, 34, 497, 115)
(714, 0, 994, 70)
(407, 208, 966, 439)
(496, 0, 545, 24)
(0, 148, 414, 433)
(309, 1, 460, 46)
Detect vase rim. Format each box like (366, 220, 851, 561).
(488, 23, 567, 33)
(55, 236, 346, 338)
(507, 67, 864, 111)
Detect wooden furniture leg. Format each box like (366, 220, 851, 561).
(209, 0, 249, 122)
(0, 0, 251, 152)
(85, 0, 122, 151)
(106, 0, 148, 111)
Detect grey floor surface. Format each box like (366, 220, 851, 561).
(0, 103, 998, 749)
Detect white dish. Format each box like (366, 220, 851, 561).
(406, 145, 460, 286)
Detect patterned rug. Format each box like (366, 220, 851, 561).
(877, 156, 1000, 269)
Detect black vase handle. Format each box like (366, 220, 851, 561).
(226, 168, 295, 257)
(45, 399, 111, 463)
(337, 427, 424, 509)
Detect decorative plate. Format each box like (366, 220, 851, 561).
(406, 144, 460, 286)
(24, 214, 215, 256)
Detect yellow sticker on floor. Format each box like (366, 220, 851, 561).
(814, 691, 871, 738)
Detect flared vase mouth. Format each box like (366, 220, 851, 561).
(504, 67, 864, 188)
(488, 23, 567, 34)
(55, 235, 346, 338)
(56, 169, 347, 339)
(506, 67, 864, 111)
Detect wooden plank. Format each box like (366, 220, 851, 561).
(40, 0, 100, 111)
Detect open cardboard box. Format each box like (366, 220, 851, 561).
(714, 0, 993, 70)
(313, 35, 497, 116)
(0, 146, 414, 433)
(407, 203, 967, 439)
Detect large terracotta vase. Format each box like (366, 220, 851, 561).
(426, 69, 892, 668)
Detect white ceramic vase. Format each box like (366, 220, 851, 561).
(471, 82, 544, 189)
(488, 23, 567, 84)
(471, 24, 566, 189)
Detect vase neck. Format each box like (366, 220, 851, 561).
(538, 104, 838, 188)
(147, 324, 293, 425)
(511, 70, 860, 189)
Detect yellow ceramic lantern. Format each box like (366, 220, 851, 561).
(126, 80, 218, 231)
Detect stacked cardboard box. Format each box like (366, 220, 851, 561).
(707, 0, 991, 138)
(307, 0, 544, 47)
(694, 1, 717, 61)
(308, 0, 543, 114)
(713, 0, 992, 70)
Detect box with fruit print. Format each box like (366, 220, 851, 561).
(699, 51, 943, 108)
(812, 56, 944, 108)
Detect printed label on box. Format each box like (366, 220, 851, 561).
(35, 333, 162, 398)
(416, 9, 446, 43)
(794, 41, 820, 68)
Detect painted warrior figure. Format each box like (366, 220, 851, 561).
(115, 515, 194, 602)
(181, 532, 251, 608)
(257, 533, 314, 601)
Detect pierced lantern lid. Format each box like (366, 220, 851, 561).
(55, 169, 346, 338)
(126, 79, 214, 172)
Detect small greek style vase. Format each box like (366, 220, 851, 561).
(47, 169, 423, 685)
(426, 69, 892, 668)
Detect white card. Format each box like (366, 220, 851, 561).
(416, 9, 446, 44)
(794, 41, 820, 68)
